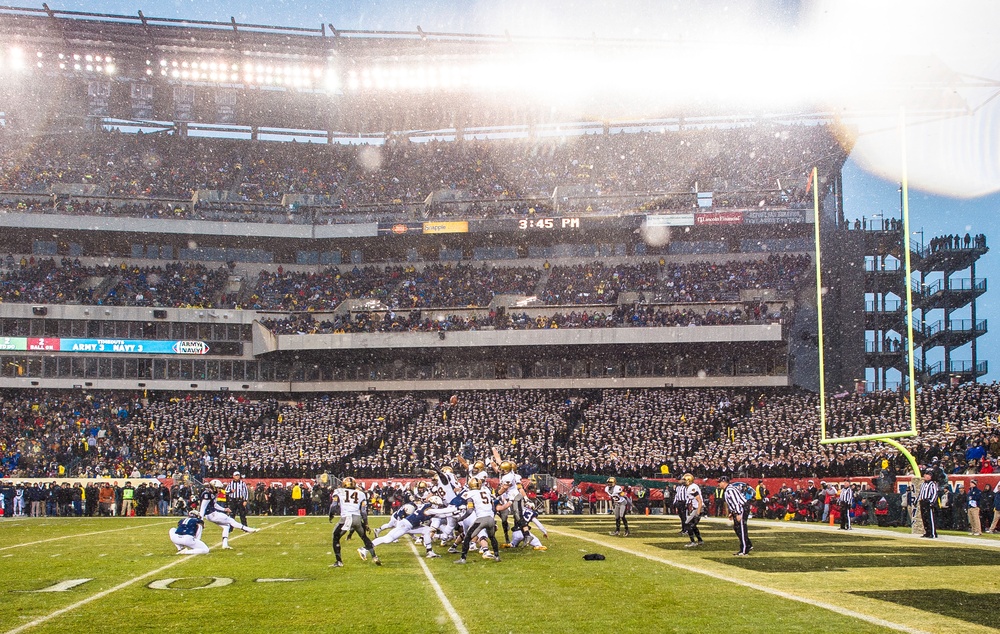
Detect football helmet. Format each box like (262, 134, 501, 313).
(342, 476, 356, 489)
(500, 461, 514, 474)
(441, 466, 454, 474)
(473, 460, 486, 472)
(416, 481, 428, 492)
(525, 501, 535, 510)
(402, 503, 416, 516)
(468, 477, 482, 490)
(607, 477, 616, 486)
(682, 473, 694, 484)
(209, 479, 223, 489)
(428, 495, 444, 506)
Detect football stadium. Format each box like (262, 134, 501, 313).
(1, 3, 999, 633)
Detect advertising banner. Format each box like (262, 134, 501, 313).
(422, 221, 469, 234)
(743, 209, 810, 225)
(645, 213, 695, 227)
(694, 210, 744, 225)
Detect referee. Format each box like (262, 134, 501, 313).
(838, 481, 854, 530)
(917, 470, 938, 538)
(673, 481, 689, 534)
(719, 476, 751, 556)
(226, 472, 250, 527)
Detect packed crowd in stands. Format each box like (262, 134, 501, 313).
(0, 257, 232, 308)
(261, 303, 784, 335)
(0, 255, 808, 314)
(0, 125, 843, 220)
(2, 384, 999, 484)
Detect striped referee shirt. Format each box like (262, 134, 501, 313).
(838, 486, 854, 505)
(226, 480, 249, 501)
(917, 479, 938, 502)
(723, 484, 745, 515)
(673, 484, 689, 505)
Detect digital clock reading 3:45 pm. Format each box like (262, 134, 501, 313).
(517, 218, 581, 229)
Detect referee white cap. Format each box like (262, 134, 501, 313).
(232, 471, 241, 477)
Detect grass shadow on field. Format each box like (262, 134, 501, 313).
(851, 590, 999, 629)
(710, 546, 1000, 573)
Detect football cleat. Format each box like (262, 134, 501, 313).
(447, 546, 460, 554)
(623, 531, 630, 537)
(533, 545, 548, 551)
(373, 556, 382, 566)
(242, 526, 257, 533)
(331, 561, 344, 567)
(482, 551, 497, 560)
(221, 544, 233, 550)
(454, 558, 468, 564)
(500, 543, 513, 548)
(357, 548, 368, 561)
(608, 531, 619, 536)
(426, 551, 441, 559)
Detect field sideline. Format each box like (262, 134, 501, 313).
(1, 515, 998, 634)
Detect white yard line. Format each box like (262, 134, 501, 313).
(3, 517, 298, 634)
(407, 541, 470, 634)
(0, 520, 174, 552)
(548, 526, 931, 634)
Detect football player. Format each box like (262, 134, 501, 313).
(455, 478, 501, 564)
(198, 479, 257, 550)
(605, 477, 630, 537)
(374, 503, 416, 537)
(456, 456, 489, 481)
(170, 510, 210, 555)
(496, 460, 526, 545)
(370, 496, 451, 558)
(329, 476, 380, 567)
(523, 500, 549, 539)
(681, 473, 704, 547)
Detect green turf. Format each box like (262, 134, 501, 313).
(1, 515, 999, 633)
(851, 590, 1000, 630)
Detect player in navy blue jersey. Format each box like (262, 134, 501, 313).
(170, 511, 210, 555)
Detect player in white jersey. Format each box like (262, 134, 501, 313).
(497, 460, 526, 545)
(681, 473, 705, 547)
(170, 511, 210, 555)
(329, 477, 380, 567)
(198, 480, 257, 550)
(605, 477, 630, 537)
(455, 478, 501, 564)
(457, 456, 489, 481)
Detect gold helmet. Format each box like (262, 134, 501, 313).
(416, 481, 428, 491)
(441, 466, 454, 474)
(468, 477, 482, 490)
(473, 460, 486, 472)
(607, 477, 617, 486)
(500, 461, 514, 474)
(341, 476, 356, 489)
(682, 473, 694, 484)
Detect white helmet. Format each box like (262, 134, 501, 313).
(210, 479, 223, 488)
(402, 503, 416, 515)
(428, 495, 444, 506)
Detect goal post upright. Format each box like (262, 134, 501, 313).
(811, 127, 922, 477)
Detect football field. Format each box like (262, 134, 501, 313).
(1, 514, 998, 633)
